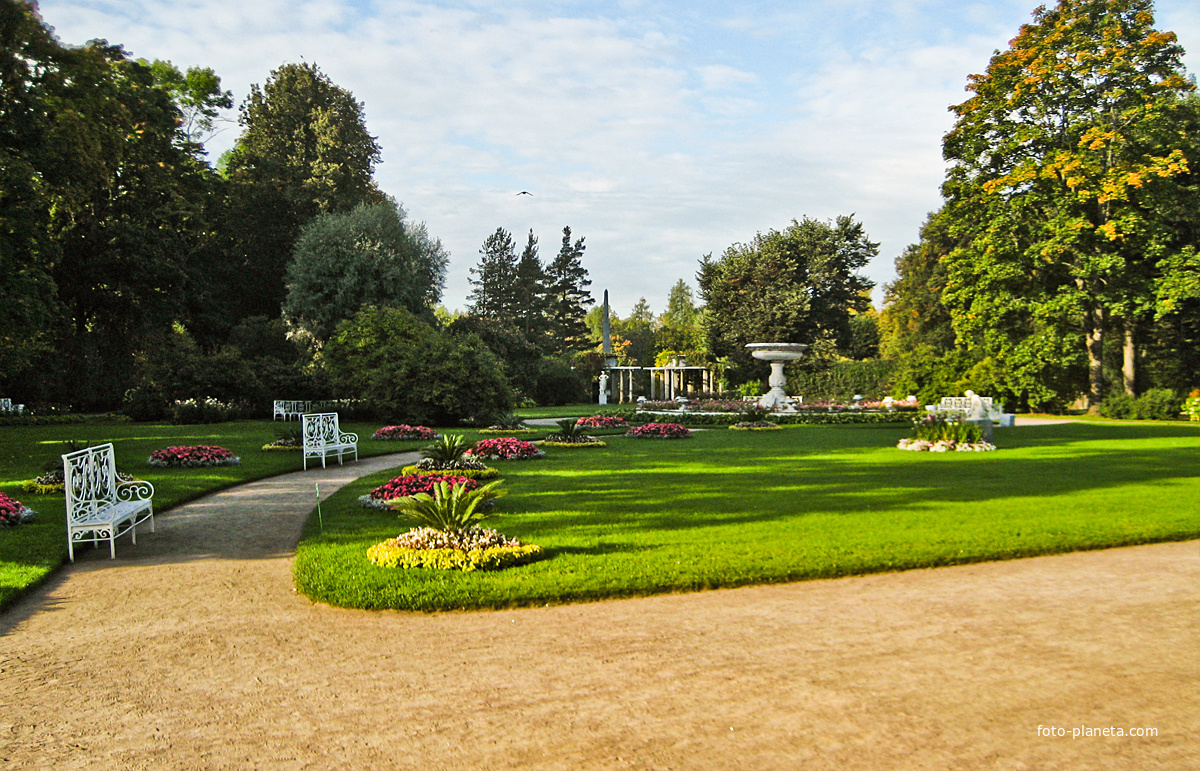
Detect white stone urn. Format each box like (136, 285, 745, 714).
(746, 343, 809, 412)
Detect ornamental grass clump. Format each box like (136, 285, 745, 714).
(467, 437, 545, 460)
(147, 445, 241, 468)
(406, 434, 498, 476)
(357, 474, 481, 510)
(731, 405, 780, 430)
(898, 414, 994, 452)
(625, 422, 691, 439)
(261, 427, 303, 452)
(0, 493, 34, 527)
(542, 418, 606, 448)
(372, 424, 439, 441)
(479, 412, 535, 434)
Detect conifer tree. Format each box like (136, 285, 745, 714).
(467, 227, 519, 319)
(544, 226, 594, 352)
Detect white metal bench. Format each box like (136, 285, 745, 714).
(302, 412, 358, 469)
(62, 443, 155, 561)
(0, 398, 24, 414)
(273, 400, 311, 420)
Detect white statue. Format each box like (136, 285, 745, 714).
(965, 390, 988, 420)
(598, 371, 609, 405)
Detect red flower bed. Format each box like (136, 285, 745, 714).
(373, 425, 439, 441)
(147, 445, 241, 467)
(368, 474, 481, 501)
(576, 415, 628, 428)
(0, 492, 32, 527)
(466, 437, 544, 460)
(625, 422, 691, 439)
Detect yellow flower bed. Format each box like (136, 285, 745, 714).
(399, 465, 501, 479)
(367, 541, 544, 571)
(540, 440, 607, 448)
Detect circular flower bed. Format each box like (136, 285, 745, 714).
(0, 492, 34, 527)
(401, 459, 500, 480)
(541, 440, 607, 448)
(897, 439, 996, 452)
(373, 425, 440, 441)
(147, 445, 241, 468)
(729, 421, 781, 431)
(357, 474, 482, 510)
(467, 437, 545, 460)
(576, 415, 628, 429)
(368, 526, 544, 571)
(626, 422, 691, 439)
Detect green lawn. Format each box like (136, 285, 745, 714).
(294, 421, 1200, 611)
(0, 419, 434, 611)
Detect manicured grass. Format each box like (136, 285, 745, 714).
(0, 419, 425, 612)
(294, 421, 1200, 611)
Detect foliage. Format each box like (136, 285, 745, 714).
(467, 438, 545, 460)
(784, 359, 896, 402)
(911, 414, 982, 444)
(283, 200, 448, 342)
(367, 539, 544, 572)
(144, 59, 233, 148)
(171, 397, 245, 424)
(420, 434, 471, 463)
(625, 422, 691, 439)
(1099, 388, 1182, 420)
(939, 0, 1200, 407)
(446, 316, 543, 400)
(147, 445, 241, 468)
(322, 307, 513, 425)
(544, 226, 594, 353)
(698, 215, 876, 383)
(372, 425, 439, 441)
(1186, 391, 1200, 421)
(657, 280, 704, 354)
(533, 356, 588, 406)
(467, 227, 520, 320)
(387, 479, 507, 532)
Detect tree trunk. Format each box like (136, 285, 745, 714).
(1085, 302, 1105, 409)
(1123, 323, 1136, 396)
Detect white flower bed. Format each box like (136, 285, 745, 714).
(897, 438, 996, 452)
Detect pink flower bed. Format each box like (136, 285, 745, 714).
(576, 415, 628, 428)
(0, 492, 33, 527)
(467, 437, 544, 460)
(373, 425, 439, 441)
(147, 445, 241, 468)
(625, 422, 691, 439)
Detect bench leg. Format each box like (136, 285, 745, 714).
(68, 535, 75, 563)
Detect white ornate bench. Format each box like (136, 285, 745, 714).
(62, 443, 155, 561)
(273, 400, 312, 421)
(0, 398, 24, 414)
(302, 412, 358, 469)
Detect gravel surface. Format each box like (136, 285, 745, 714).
(1, 451, 1196, 769)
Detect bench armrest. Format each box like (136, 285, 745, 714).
(339, 432, 358, 444)
(116, 479, 155, 502)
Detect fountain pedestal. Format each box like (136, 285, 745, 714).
(746, 343, 809, 412)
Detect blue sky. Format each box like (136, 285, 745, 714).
(38, 0, 1200, 315)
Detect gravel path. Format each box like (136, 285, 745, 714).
(1, 451, 1196, 769)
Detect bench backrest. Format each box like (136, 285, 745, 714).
(302, 412, 342, 448)
(0, 398, 11, 410)
(63, 444, 119, 520)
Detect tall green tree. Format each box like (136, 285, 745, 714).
(544, 226, 593, 353)
(144, 59, 233, 150)
(467, 227, 520, 320)
(513, 229, 550, 343)
(219, 62, 385, 324)
(941, 0, 1198, 407)
(283, 200, 448, 343)
(697, 216, 876, 383)
(657, 279, 703, 353)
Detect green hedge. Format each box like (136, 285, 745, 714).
(636, 410, 914, 426)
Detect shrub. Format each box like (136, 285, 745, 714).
(373, 425, 439, 441)
(533, 356, 587, 406)
(1098, 393, 1137, 419)
(626, 422, 691, 439)
(171, 396, 245, 424)
(147, 445, 241, 468)
(1186, 390, 1200, 421)
(0, 493, 34, 527)
(388, 480, 506, 532)
(467, 438, 544, 460)
(543, 418, 603, 444)
(1134, 388, 1183, 420)
(324, 307, 512, 425)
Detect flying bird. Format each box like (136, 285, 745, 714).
(516, 191, 533, 196)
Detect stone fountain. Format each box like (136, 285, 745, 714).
(746, 343, 809, 412)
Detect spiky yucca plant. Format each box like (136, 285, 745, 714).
(420, 434, 471, 464)
(388, 480, 507, 532)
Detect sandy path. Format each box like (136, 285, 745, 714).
(1, 452, 1197, 769)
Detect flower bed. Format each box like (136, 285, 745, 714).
(467, 438, 545, 460)
(372, 425, 439, 441)
(478, 428, 538, 435)
(897, 439, 996, 452)
(368, 527, 543, 571)
(357, 474, 482, 510)
(729, 421, 782, 431)
(576, 415, 628, 428)
(400, 462, 500, 480)
(0, 492, 35, 527)
(147, 445, 241, 468)
(541, 440, 607, 448)
(626, 422, 691, 439)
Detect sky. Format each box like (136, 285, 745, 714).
(37, 0, 1200, 316)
